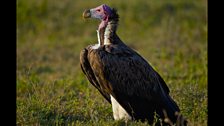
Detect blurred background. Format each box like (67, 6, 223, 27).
(17, 0, 207, 125)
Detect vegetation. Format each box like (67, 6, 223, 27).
(17, 0, 207, 125)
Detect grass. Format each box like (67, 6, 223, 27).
(17, 0, 207, 125)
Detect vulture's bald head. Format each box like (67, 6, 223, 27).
(83, 4, 112, 21)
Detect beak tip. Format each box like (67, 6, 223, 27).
(83, 9, 91, 19)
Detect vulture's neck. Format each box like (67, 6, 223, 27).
(97, 19, 118, 46)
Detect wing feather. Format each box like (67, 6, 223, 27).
(80, 47, 111, 103)
(89, 45, 167, 98)
(85, 44, 179, 123)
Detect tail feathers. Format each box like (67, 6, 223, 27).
(175, 112, 188, 126)
(163, 95, 180, 121)
(156, 95, 187, 126)
(162, 110, 188, 126)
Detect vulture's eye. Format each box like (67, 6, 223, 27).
(96, 9, 100, 12)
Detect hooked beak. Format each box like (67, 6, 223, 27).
(83, 9, 91, 19)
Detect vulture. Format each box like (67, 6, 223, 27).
(80, 4, 187, 126)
